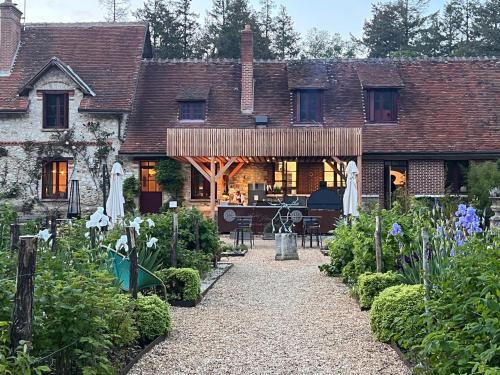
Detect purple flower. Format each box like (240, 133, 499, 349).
(450, 248, 456, 256)
(437, 226, 445, 237)
(455, 204, 467, 217)
(390, 223, 403, 236)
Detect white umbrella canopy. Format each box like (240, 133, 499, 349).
(106, 162, 125, 225)
(343, 160, 359, 217)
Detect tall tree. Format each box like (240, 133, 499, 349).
(473, 0, 500, 55)
(363, 0, 430, 57)
(174, 0, 200, 58)
(100, 0, 130, 22)
(259, 0, 275, 40)
(272, 5, 300, 59)
(134, 0, 180, 58)
(301, 28, 357, 58)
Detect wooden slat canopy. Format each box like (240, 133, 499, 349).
(165, 127, 362, 157)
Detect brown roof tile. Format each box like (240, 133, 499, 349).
(0, 22, 147, 113)
(122, 58, 499, 156)
(287, 61, 329, 89)
(355, 62, 404, 88)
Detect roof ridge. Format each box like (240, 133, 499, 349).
(141, 56, 498, 65)
(25, 22, 147, 28)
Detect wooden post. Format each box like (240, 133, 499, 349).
(210, 157, 216, 219)
(10, 223, 20, 252)
(374, 215, 383, 272)
(194, 216, 200, 252)
(422, 228, 430, 314)
(126, 226, 138, 299)
(50, 217, 57, 252)
(90, 227, 96, 249)
(171, 213, 178, 267)
(357, 154, 363, 208)
(10, 236, 37, 354)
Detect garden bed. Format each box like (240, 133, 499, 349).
(118, 335, 167, 375)
(221, 248, 248, 257)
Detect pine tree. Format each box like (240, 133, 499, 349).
(174, 0, 200, 58)
(100, 0, 130, 22)
(134, 0, 180, 58)
(472, 0, 500, 55)
(363, 0, 431, 57)
(272, 5, 300, 59)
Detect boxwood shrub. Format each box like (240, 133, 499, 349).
(135, 294, 171, 341)
(355, 271, 405, 309)
(369, 284, 425, 350)
(157, 267, 201, 302)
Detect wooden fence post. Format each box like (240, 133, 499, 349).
(10, 236, 37, 354)
(50, 217, 57, 252)
(126, 226, 138, 299)
(194, 216, 200, 252)
(374, 215, 383, 272)
(90, 227, 96, 249)
(10, 223, 20, 252)
(421, 228, 430, 314)
(171, 213, 178, 267)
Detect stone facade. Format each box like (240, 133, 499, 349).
(0, 67, 125, 217)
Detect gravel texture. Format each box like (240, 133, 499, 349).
(128, 238, 411, 375)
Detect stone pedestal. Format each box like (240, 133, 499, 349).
(275, 233, 299, 261)
(490, 197, 500, 230)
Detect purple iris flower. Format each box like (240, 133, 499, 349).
(390, 223, 403, 236)
(455, 204, 467, 217)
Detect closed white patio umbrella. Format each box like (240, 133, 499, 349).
(106, 162, 125, 225)
(343, 160, 359, 217)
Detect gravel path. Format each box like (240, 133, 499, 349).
(128, 239, 411, 375)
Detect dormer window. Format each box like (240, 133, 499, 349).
(295, 90, 323, 124)
(179, 101, 205, 121)
(366, 89, 399, 123)
(43, 92, 69, 129)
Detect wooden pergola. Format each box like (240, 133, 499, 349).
(166, 127, 363, 217)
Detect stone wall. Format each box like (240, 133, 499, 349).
(0, 67, 125, 218)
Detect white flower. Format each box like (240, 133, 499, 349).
(84, 232, 90, 238)
(37, 229, 51, 242)
(146, 237, 158, 248)
(129, 216, 143, 235)
(147, 218, 155, 228)
(86, 207, 109, 228)
(115, 235, 129, 252)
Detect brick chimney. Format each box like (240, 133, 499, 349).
(0, 0, 22, 76)
(240, 24, 253, 114)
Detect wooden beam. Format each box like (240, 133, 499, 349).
(210, 157, 216, 218)
(327, 160, 346, 182)
(215, 157, 237, 180)
(228, 162, 245, 179)
(357, 154, 363, 207)
(186, 156, 211, 182)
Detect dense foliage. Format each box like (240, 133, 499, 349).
(322, 198, 499, 374)
(154, 158, 185, 202)
(369, 284, 425, 350)
(135, 295, 171, 341)
(157, 267, 201, 302)
(417, 235, 500, 374)
(467, 160, 500, 215)
(355, 271, 405, 309)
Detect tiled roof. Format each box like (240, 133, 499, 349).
(287, 61, 329, 89)
(0, 22, 148, 113)
(122, 58, 499, 156)
(175, 86, 211, 101)
(355, 62, 404, 88)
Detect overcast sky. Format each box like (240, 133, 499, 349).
(21, 0, 446, 39)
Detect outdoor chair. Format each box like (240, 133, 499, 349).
(302, 217, 322, 248)
(234, 216, 254, 249)
(105, 246, 167, 299)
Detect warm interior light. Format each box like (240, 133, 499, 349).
(148, 169, 156, 176)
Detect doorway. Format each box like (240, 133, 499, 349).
(139, 161, 163, 214)
(384, 161, 407, 208)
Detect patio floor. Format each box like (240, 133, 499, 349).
(128, 238, 411, 375)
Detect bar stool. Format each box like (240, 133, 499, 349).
(234, 216, 254, 249)
(302, 217, 322, 248)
